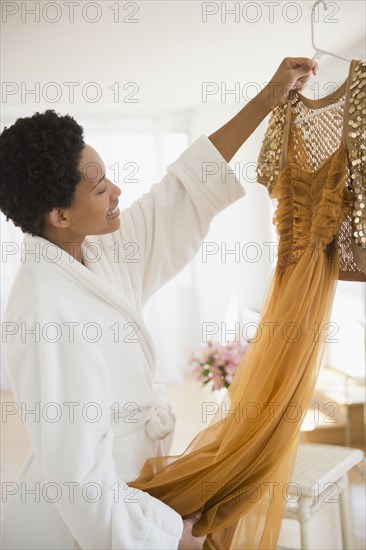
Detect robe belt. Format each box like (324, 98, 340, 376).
(110, 383, 176, 441)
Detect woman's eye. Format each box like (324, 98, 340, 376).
(98, 186, 108, 195)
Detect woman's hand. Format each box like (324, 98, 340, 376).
(208, 56, 319, 162)
(177, 513, 207, 550)
(266, 57, 319, 108)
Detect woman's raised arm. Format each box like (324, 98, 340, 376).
(208, 57, 318, 162)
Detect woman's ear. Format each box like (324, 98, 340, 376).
(45, 207, 70, 229)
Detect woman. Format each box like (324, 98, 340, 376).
(0, 58, 317, 550)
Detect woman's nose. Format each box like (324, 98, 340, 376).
(107, 179, 121, 197)
(114, 184, 121, 197)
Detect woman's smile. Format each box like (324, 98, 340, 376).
(106, 205, 120, 219)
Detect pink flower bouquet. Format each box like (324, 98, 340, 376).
(189, 339, 248, 391)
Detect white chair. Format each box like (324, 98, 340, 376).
(282, 443, 364, 550)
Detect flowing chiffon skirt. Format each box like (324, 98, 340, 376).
(128, 148, 353, 549)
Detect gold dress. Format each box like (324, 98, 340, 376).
(128, 59, 366, 549)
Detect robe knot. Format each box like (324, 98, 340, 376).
(145, 399, 176, 440)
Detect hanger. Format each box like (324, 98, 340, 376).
(311, 0, 352, 63)
(292, 0, 352, 124)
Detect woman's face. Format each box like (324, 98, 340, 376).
(44, 143, 121, 238)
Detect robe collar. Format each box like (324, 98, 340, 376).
(21, 232, 157, 375)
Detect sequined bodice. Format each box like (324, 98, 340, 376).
(289, 95, 347, 173)
(256, 59, 366, 278)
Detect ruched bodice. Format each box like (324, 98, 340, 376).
(274, 146, 353, 269)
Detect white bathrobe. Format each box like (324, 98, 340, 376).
(1, 135, 245, 550)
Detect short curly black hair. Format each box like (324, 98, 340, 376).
(0, 109, 85, 237)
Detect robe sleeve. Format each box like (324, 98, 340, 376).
(3, 305, 185, 550)
(116, 134, 245, 306)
